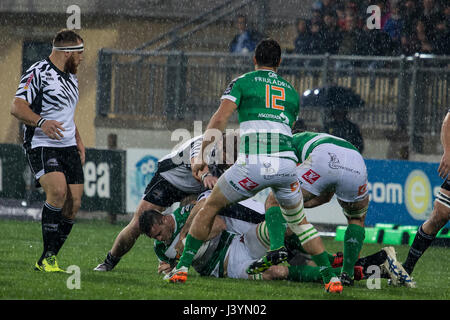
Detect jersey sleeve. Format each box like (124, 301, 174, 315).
(15, 64, 42, 105)
(220, 77, 242, 106)
(153, 241, 176, 264)
(190, 136, 203, 160)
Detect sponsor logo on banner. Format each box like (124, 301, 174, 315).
(302, 169, 320, 184)
(404, 170, 433, 220)
(238, 177, 259, 191)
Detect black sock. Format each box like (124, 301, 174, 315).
(403, 225, 435, 275)
(39, 202, 62, 264)
(104, 251, 121, 268)
(54, 217, 75, 255)
(356, 250, 387, 278)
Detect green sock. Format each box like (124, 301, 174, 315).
(265, 206, 287, 251)
(177, 234, 203, 269)
(311, 251, 336, 284)
(327, 251, 340, 264)
(284, 233, 307, 254)
(287, 265, 321, 282)
(288, 266, 343, 283)
(342, 224, 365, 277)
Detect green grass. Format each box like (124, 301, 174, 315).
(0, 219, 449, 300)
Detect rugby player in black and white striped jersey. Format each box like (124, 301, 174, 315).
(11, 29, 85, 272)
(94, 132, 238, 272)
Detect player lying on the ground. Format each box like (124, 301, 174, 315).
(94, 132, 237, 271)
(139, 193, 405, 285)
(247, 129, 414, 287)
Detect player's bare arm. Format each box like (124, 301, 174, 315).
(438, 112, 450, 179)
(11, 97, 66, 140)
(192, 99, 237, 179)
(75, 126, 85, 165)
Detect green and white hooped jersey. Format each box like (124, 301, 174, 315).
(221, 69, 300, 161)
(153, 204, 235, 277)
(153, 204, 193, 266)
(292, 131, 360, 163)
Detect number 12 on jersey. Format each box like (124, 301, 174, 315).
(265, 84, 285, 111)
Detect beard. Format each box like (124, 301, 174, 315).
(64, 55, 79, 74)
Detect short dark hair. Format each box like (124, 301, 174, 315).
(53, 29, 83, 47)
(138, 210, 163, 235)
(254, 39, 281, 68)
(292, 119, 307, 134)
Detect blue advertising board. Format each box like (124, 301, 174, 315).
(365, 159, 448, 227)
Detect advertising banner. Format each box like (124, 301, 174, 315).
(364, 159, 445, 227)
(126, 148, 169, 213)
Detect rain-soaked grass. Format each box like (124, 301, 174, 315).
(1, 219, 449, 300)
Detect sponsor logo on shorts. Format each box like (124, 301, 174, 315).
(46, 158, 59, 167)
(302, 169, 320, 184)
(238, 177, 259, 191)
(328, 152, 360, 174)
(229, 180, 241, 192)
(358, 183, 368, 196)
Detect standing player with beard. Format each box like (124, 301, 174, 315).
(11, 29, 85, 272)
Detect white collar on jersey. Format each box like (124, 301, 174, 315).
(52, 43, 84, 52)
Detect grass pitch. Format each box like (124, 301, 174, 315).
(1, 218, 449, 300)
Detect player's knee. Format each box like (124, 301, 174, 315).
(47, 186, 67, 206)
(430, 201, 450, 230)
(264, 192, 279, 211)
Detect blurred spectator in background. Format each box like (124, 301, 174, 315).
(307, 22, 326, 67)
(415, 20, 433, 54)
(299, 0, 448, 60)
(324, 108, 365, 153)
(420, 0, 442, 37)
(400, 0, 420, 42)
(294, 18, 311, 55)
(322, 11, 342, 54)
(336, 4, 347, 30)
(310, 8, 324, 26)
(336, 15, 364, 68)
(433, 14, 450, 55)
(383, 2, 403, 54)
(229, 15, 261, 54)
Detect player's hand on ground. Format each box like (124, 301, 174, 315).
(438, 151, 450, 179)
(40, 120, 65, 140)
(158, 261, 172, 275)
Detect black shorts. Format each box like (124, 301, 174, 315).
(26, 146, 84, 188)
(142, 171, 192, 207)
(441, 179, 450, 192)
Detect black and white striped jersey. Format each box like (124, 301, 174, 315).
(158, 135, 220, 193)
(15, 57, 79, 150)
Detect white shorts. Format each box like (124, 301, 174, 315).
(217, 154, 302, 208)
(225, 223, 267, 279)
(297, 144, 368, 202)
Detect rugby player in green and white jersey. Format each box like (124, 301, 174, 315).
(141, 192, 403, 286)
(255, 130, 414, 286)
(165, 39, 343, 293)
